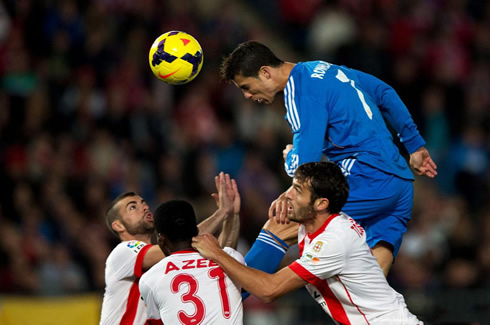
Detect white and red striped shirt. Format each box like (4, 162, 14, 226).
(139, 248, 244, 325)
(100, 240, 161, 325)
(288, 213, 422, 325)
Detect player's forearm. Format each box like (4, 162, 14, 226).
(218, 213, 240, 249)
(213, 250, 283, 303)
(197, 208, 229, 235)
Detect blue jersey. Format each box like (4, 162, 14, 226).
(283, 61, 425, 180)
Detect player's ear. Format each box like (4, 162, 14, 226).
(315, 198, 330, 212)
(157, 233, 169, 252)
(112, 220, 125, 233)
(259, 66, 272, 79)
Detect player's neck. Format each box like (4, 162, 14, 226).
(303, 212, 334, 235)
(278, 62, 296, 89)
(121, 233, 152, 244)
(168, 241, 195, 254)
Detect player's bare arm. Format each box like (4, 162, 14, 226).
(193, 233, 307, 302)
(142, 245, 166, 272)
(218, 177, 241, 249)
(409, 146, 438, 178)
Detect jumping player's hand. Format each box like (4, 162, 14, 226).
(269, 191, 290, 224)
(263, 219, 298, 246)
(409, 147, 438, 178)
(192, 233, 223, 261)
(283, 144, 293, 161)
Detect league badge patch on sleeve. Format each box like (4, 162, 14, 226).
(313, 241, 324, 253)
(127, 240, 145, 253)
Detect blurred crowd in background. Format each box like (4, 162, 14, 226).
(0, 0, 488, 323)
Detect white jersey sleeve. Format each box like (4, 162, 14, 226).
(294, 232, 346, 280)
(110, 240, 150, 280)
(100, 240, 153, 325)
(223, 247, 246, 265)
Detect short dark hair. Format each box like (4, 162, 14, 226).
(106, 192, 138, 238)
(154, 200, 199, 242)
(294, 162, 349, 214)
(220, 40, 284, 82)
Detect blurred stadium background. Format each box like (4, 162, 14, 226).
(0, 0, 488, 324)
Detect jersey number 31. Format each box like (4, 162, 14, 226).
(171, 268, 231, 324)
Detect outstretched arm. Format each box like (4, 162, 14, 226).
(355, 69, 426, 154)
(193, 233, 306, 302)
(409, 146, 438, 178)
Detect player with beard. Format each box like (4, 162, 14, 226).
(99, 172, 297, 325)
(99, 173, 237, 325)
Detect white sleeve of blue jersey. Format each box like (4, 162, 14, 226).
(284, 75, 327, 176)
(353, 69, 425, 153)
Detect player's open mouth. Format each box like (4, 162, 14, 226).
(145, 212, 154, 222)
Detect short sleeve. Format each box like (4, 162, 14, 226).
(108, 241, 150, 281)
(223, 247, 246, 265)
(290, 235, 346, 281)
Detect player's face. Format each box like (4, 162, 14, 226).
(285, 178, 316, 223)
(117, 195, 154, 236)
(233, 73, 278, 105)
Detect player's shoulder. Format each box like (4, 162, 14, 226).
(329, 213, 366, 243)
(109, 240, 148, 259)
(314, 214, 353, 241)
(140, 254, 168, 284)
(290, 61, 340, 97)
(223, 247, 246, 265)
(294, 61, 337, 78)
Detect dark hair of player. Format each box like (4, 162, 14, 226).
(220, 40, 284, 82)
(154, 199, 199, 242)
(105, 191, 138, 238)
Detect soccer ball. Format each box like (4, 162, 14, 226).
(148, 31, 204, 85)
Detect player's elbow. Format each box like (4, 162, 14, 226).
(255, 286, 282, 303)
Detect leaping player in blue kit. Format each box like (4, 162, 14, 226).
(220, 41, 437, 276)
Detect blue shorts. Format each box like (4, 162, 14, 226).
(338, 159, 413, 258)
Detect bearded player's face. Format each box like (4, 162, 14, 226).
(284, 178, 316, 223)
(116, 195, 154, 235)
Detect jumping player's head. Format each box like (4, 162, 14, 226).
(106, 192, 154, 240)
(154, 199, 199, 255)
(220, 41, 283, 81)
(220, 41, 285, 105)
(285, 162, 349, 223)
